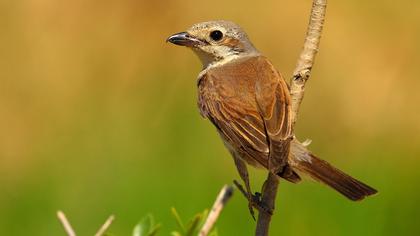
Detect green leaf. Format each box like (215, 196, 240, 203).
(170, 231, 182, 236)
(133, 214, 161, 236)
(185, 213, 203, 236)
(171, 208, 185, 234)
(147, 224, 161, 236)
(171, 208, 218, 236)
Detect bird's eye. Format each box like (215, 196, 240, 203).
(209, 30, 223, 41)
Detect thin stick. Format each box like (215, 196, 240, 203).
(255, 173, 278, 236)
(57, 211, 77, 236)
(255, 1, 327, 235)
(94, 215, 115, 236)
(199, 185, 234, 236)
(290, 0, 327, 126)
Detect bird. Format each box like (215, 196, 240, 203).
(167, 20, 377, 217)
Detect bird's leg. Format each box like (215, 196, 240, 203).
(232, 155, 256, 219)
(233, 155, 272, 219)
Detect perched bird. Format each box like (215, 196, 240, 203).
(167, 20, 377, 215)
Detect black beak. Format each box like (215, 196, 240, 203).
(166, 32, 204, 47)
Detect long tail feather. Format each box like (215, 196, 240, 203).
(289, 140, 377, 201)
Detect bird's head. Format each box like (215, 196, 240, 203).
(167, 20, 259, 68)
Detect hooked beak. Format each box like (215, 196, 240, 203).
(166, 32, 205, 47)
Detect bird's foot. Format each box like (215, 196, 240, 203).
(247, 192, 273, 220)
(233, 180, 273, 219)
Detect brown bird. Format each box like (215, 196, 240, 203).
(167, 20, 377, 215)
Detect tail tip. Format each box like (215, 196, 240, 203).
(349, 187, 378, 201)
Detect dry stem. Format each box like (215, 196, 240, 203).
(290, 0, 327, 126)
(57, 211, 114, 236)
(95, 215, 115, 236)
(57, 211, 76, 236)
(199, 185, 234, 236)
(255, 173, 279, 236)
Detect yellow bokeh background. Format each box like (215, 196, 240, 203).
(1, 0, 419, 235)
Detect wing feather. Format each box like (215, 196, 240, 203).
(253, 57, 293, 173)
(198, 56, 293, 173)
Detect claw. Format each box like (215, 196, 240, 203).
(248, 201, 256, 221)
(246, 192, 273, 219)
(233, 178, 273, 219)
(251, 192, 273, 216)
(253, 192, 262, 202)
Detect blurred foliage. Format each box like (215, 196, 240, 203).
(0, 0, 420, 235)
(170, 208, 215, 236)
(66, 208, 211, 236)
(133, 215, 161, 236)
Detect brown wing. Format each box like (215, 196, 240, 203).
(198, 56, 292, 173)
(198, 57, 270, 168)
(254, 56, 293, 173)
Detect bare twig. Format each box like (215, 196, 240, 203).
(290, 0, 327, 126)
(255, 1, 327, 235)
(199, 185, 234, 236)
(94, 215, 115, 236)
(57, 211, 77, 236)
(57, 211, 114, 236)
(255, 173, 279, 236)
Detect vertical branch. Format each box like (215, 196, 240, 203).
(255, 1, 327, 235)
(255, 173, 279, 236)
(290, 0, 327, 126)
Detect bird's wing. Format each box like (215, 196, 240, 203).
(198, 56, 292, 171)
(253, 56, 293, 173)
(198, 58, 270, 167)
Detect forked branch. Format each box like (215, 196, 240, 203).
(57, 211, 114, 236)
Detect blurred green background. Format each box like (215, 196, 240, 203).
(1, 0, 419, 235)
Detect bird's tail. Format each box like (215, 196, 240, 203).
(288, 139, 377, 201)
